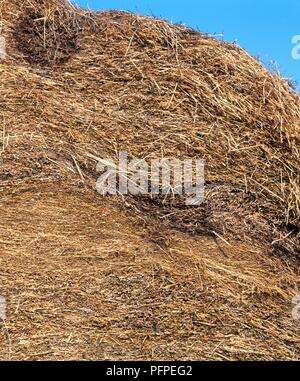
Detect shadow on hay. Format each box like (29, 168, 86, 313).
(13, 10, 79, 66)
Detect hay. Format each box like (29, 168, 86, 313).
(0, 0, 299, 360)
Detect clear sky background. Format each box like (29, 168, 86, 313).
(74, 0, 300, 90)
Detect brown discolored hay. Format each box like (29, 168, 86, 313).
(0, 0, 299, 360)
(13, 10, 78, 66)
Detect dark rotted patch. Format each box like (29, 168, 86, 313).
(13, 11, 79, 67)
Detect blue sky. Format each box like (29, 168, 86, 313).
(74, 0, 300, 89)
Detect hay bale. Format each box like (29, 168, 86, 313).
(0, 0, 299, 360)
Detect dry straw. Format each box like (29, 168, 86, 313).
(0, 0, 299, 360)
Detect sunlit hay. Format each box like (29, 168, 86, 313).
(0, 0, 299, 360)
